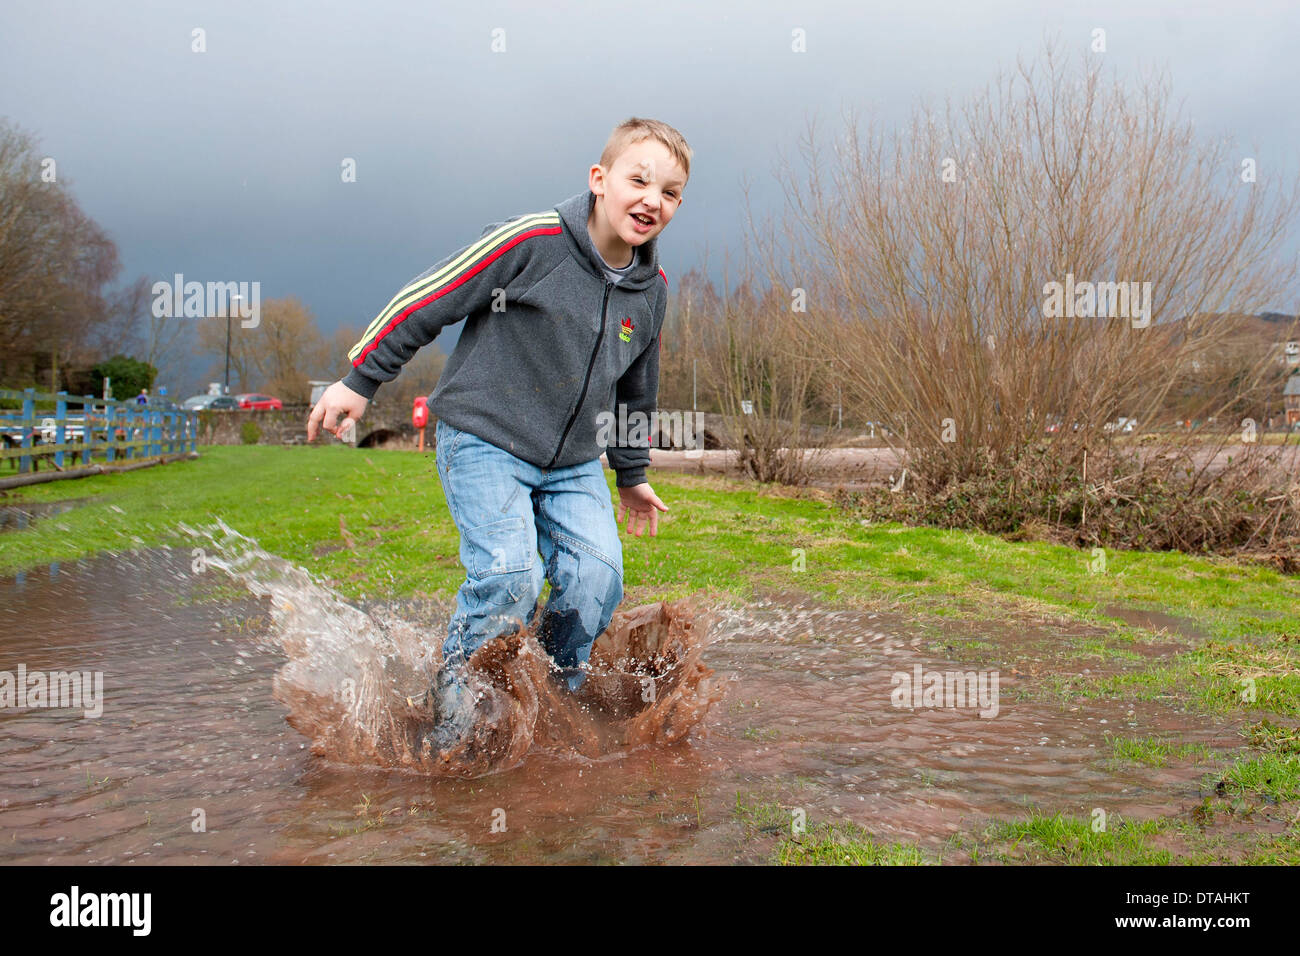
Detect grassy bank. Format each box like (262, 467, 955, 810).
(3, 445, 1298, 628)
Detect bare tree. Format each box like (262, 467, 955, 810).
(0, 117, 136, 390)
(755, 39, 1300, 549)
(691, 252, 831, 484)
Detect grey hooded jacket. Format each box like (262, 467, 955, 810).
(341, 189, 667, 487)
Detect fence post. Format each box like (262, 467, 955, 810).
(19, 387, 34, 474)
(82, 394, 94, 466)
(55, 391, 67, 470)
(105, 400, 117, 464)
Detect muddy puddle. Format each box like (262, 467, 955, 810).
(0, 498, 86, 534)
(0, 526, 1264, 864)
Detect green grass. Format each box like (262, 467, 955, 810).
(1034, 625, 1297, 720)
(731, 794, 932, 865)
(5, 446, 1300, 633)
(734, 800, 1300, 865)
(1105, 734, 1212, 767)
(777, 822, 933, 865)
(976, 811, 1176, 865)
(1212, 752, 1300, 803)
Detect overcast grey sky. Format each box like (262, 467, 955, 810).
(2, 0, 1297, 387)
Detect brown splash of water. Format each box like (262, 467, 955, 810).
(276, 599, 726, 778)
(188, 521, 726, 778)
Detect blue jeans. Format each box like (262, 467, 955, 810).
(435, 418, 624, 692)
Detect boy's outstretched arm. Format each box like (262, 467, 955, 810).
(307, 211, 555, 439)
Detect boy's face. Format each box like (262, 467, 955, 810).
(589, 139, 686, 249)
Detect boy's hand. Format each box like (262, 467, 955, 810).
(616, 482, 669, 537)
(306, 381, 369, 442)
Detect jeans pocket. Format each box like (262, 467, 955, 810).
(463, 516, 537, 609)
(436, 420, 465, 471)
(464, 515, 534, 578)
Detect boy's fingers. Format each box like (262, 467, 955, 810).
(306, 403, 323, 441)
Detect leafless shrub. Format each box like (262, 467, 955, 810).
(758, 39, 1300, 555)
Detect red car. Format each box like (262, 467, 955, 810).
(235, 393, 283, 410)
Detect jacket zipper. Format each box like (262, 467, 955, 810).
(547, 280, 613, 468)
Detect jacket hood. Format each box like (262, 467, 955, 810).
(555, 189, 661, 290)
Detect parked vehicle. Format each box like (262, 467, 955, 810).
(184, 394, 241, 410)
(142, 397, 182, 412)
(235, 393, 283, 410)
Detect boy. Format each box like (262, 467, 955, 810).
(306, 118, 691, 756)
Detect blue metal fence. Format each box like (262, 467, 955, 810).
(0, 388, 198, 473)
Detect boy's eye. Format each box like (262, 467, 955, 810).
(632, 177, 676, 199)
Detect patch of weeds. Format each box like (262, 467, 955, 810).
(777, 820, 933, 865)
(1208, 752, 1300, 804)
(1191, 636, 1299, 717)
(1036, 662, 1187, 706)
(978, 810, 1174, 865)
(732, 793, 796, 835)
(1239, 827, 1300, 864)
(1242, 718, 1300, 754)
(1105, 734, 1212, 767)
(733, 795, 934, 865)
(327, 793, 408, 837)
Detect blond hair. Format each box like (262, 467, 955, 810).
(599, 117, 692, 183)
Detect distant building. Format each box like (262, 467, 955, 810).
(1285, 371, 1300, 427)
(309, 380, 333, 406)
(1270, 339, 1300, 367)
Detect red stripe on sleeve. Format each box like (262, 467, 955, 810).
(352, 225, 561, 367)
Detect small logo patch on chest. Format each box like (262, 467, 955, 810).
(619, 318, 635, 343)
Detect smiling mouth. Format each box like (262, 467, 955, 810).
(630, 213, 655, 226)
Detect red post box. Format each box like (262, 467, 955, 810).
(413, 396, 429, 451)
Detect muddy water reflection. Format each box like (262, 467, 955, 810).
(0, 541, 1243, 864)
(0, 498, 85, 533)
